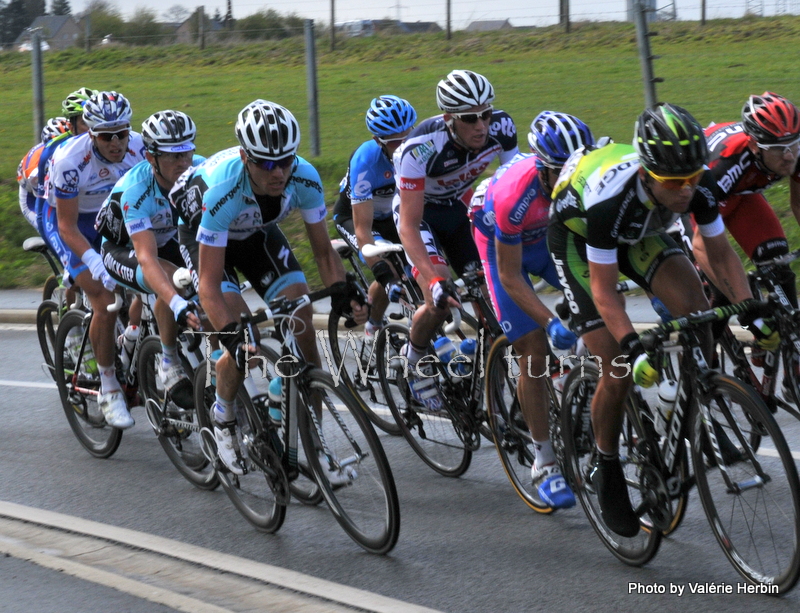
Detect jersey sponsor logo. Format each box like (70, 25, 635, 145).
(99, 168, 109, 178)
(555, 190, 578, 214)
(552, 255, 579, 315)
(77, 153, 92, 172)
(103, 251, 135, 283)
(85, 186, 113, 196)
(695, 185, 714, 209)
(410, 141, 436, 164)
(436, 162, 489, 188)
(509, 192, 534, 225)
(260, 271, 275, 286)
(292, 175, 323, 193)
(706, 123, 743, 151)
(384, 170, 393, 179)
(596, 161, 636, 194)
(716, 151, 751, 194)
(490, 116, 516, 139)
(277, 245, 291, 268)
(128, 218, 147, 233)
(353, 171, 372, 199)
(197, 229, 220, 244)
(399, 177, 423, 191)
(133, 185, 153, 210)
(443, 158, 459, 168)
(610, 188, 637, 239)
(62, 169, 79, 190)
(208, 184, 238, 217)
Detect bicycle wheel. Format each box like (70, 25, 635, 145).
(325, 311, 402, 436)
(780, 342, 800, 408)
(138, 336, 219, 491)
(691, 373, 800, 593)
(194, 363, 287, 533)
(560, 362, 661, 566)
(299, 368, 400, 554)
(375, 322, 472, 478)
(485, 336, 553, 513)
(37, 299, 59, 379)
(53, 309, 123, 459)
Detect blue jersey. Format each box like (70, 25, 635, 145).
(334, 139, 396, 220)
(185, 147, 327, 247)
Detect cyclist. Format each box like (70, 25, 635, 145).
(471, 111, 593, 509)
(333, 95, 416, 341)
(45, 91, 146, 430)
(17, 117, 70, 229)
(97, 111, 203, 409)
(395, 69, 518, 411)
(181, 100, 367, 476)
(548, 103, 768, 537)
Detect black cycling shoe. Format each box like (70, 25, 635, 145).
(590, 454, 640, 538)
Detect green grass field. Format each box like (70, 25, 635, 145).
(2, 16, 800, 287)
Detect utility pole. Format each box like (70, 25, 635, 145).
(31, 29, 45, 142)
(446, 0, 451, 40)
(305, 20, 320, 157)
(84, 13, 91, 52)
(560, 0, 570, 33)
(199, 6, 205, 50)
(634, 0, 663, 109)
(330, 0, 335, 51)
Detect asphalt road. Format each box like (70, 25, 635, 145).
(2, 324, 800, 612)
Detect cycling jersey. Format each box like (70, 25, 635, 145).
(17, 142, 45, 228)
(34, 132, 73, 234)
(333, 139, 396, 221)
(175, 147, 326, 247)
(396, 111, 519, 207)
(50, 131, 146, 214)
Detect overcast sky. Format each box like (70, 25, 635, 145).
(69, 0, 791, 29)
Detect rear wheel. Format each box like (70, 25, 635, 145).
(37, 300, 59, 379)
(375, 322, 471, 478)
(54, 309, 122, 459)
(300, 368, 400, 554)
(139, 336, 218, 491)
(194, 362, 287, 533)
(691, 373, 800, 593)
(560, 362, 661, 566)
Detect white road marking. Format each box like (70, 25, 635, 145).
(0, 379, 56, 390)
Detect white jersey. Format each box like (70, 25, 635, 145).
(50, 131, 146, 214)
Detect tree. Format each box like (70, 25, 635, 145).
(79, 0, 124, 46)
(212, 7, 220, 22)
(127, 7, 166, 45)
(163, 4, 187, 24)
(1, 0, 30, 45)
(223, 0, 232, 30)
(235, 8, 290, 41)
(50, 0, 70, 15)
(24, 0, 45, 24)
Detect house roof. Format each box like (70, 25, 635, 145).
(399, 21, 442, 33)
(465, 19, 513, 31)
(14, 15, 75, 43)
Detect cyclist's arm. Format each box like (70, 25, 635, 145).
(398, 188, 435, 285)
(790, 177, 800, 227)
(306, 219, 347, 287)
(130, 230, 180, 305)
(352, 201, 381, 268)
(198, 243, 235, 331)
(495, 239, 553, 328)
(701, 231, 753, 303)
(589, 260, 635, 343)
(55, 196, 92, 257)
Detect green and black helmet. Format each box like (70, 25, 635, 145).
(634, 103, 708, 176)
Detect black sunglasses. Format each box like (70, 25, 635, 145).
(248, 155, 295, 171)
(92, 129, 130, 142)
(451, 108, 493, 124)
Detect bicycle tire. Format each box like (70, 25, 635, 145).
(138, 336, 219, 491)
(42, 274, 60, 304)
(560, 362, 661, 566)
(299, 368, 400, 554)
(37, 299, 59, 379)
(53, 309, 123, 459)
(194, 362, 287, 533)
(325, 310, 402, 436)
(375, 322, 472, 478)
(691, 373, 800, 593)
(485, 336, 554, 513)
(780, 342, 800, 408)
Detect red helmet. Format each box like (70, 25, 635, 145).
(741, 92, 800, 144)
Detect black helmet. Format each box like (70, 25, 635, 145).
(634, 103, 708, 175)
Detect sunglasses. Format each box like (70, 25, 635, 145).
(757, 137, 800, 155)
(646, 167, 704, 190)
(247, 155, 295, 171)
(157, 150, 194, 162)
(92, 129, 130, 142)
(450, 108, 493, 124)
(378, 134, 409, 145)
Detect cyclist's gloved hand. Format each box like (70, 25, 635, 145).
(620, 332, 658, 388)
(370, 259, 403, 303)
(99, 271, 117, 292)
(81, 248, 116, 292)
(739, 308, 780, 351)
(219, 322, 252, 372)
(650, 295, 673, 324)
(386, 281, 403, 303)
(171, 296, 199, 328)
(546, 317, 577, 350)
(429, 277, 459, 310)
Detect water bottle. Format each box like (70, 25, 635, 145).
(456, 338, 477, 376)
(117, 324, 139, 374)
(82, 339, 98, 376)
(434, 336, 455, 364)
(655, 379, 678, 437)
(268, 377, 282, 426)
(209, 348, 224, 386)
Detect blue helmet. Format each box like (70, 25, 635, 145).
(365, 95, 417, 138)
(83, 91, 133, 131)
(528, 111, 595, 167)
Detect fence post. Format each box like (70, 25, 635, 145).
(634, 1, 663, 109)
(199, 6, 205, 50)
(31, 29, 45, 143)
(305, 20, 320, 157)
(84, 14, 91, 52)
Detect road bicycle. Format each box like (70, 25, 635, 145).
(560, 301, 800, 592)
(325, 239, 423, 435)
(195, 285, 400, 554)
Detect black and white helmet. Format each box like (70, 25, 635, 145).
(141, 111, 197, 154)
(436, 69, 495, 113)
(82, 91, 133, 131)
(235, 100, 301, 160)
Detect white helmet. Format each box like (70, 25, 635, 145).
(142, 110, 197, 154)
(235, 100, 300, 160)
(82, 91, 133, 131)
(436, 70, 495, 113)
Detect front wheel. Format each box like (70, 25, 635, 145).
(560, 362, 661, 566)
(300, 368, 400, 554)
(138, 336, 219, 491)
(691, 373, 800, 593)
(37, 299, 59, 379)
(53, 309, 122, 458)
